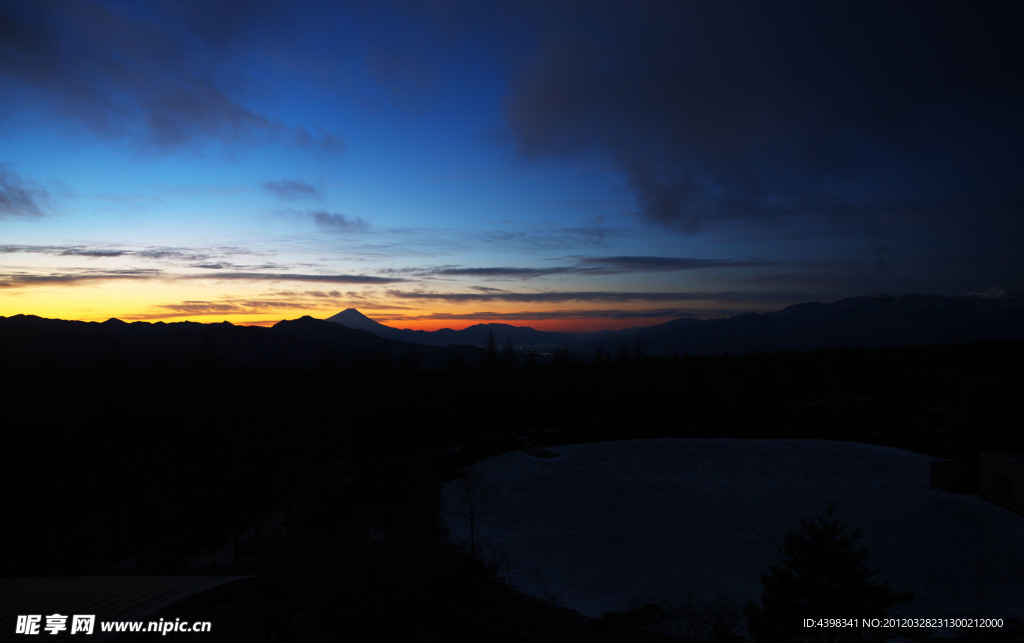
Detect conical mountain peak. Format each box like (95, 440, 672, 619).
(326, 308, 390, 330)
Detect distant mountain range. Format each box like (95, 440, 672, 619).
(2, 291, 1022, 374)
(0, 313, 477, 372)
(328, 290, 1024, 356)
(326, 308, 578, 348)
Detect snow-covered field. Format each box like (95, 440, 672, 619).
(441, 439, 1024, 621)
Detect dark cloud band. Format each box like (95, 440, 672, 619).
(504, 2, 1023, 232)
(385, 289, 775, 304)
(197, 272, 400, 284)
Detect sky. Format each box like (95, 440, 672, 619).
(1, 1, 1021, 331)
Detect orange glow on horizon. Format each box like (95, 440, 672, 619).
(2, 308, 683, 333)
(0, 282, 710, 332)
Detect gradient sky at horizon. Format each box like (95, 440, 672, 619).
(1, 1, 1021, 331)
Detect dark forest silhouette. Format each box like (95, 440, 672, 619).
(2, 301, 1023, 641)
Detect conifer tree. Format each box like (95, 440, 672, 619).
(744, 503, 911, 642)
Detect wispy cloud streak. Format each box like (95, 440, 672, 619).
(196, 272, 400, 284)
(403, 255, 770, 280)
(576, 256, 765, 273)
(311, 211, 369, 232)
(263, 179, 321, 201)
(0, 244, 264, 263)
(386, 289, 777, 304)
(0, 269, 162, 288)
(0, 165, 49, 217)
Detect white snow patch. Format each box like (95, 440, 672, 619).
(441, 439, 1024, 622)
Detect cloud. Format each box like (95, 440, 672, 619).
(156, 299, 312, 315)
(0, 269, 162, 288)
(431, 266, 569, 278)
(58, 248, 128, 258)
(476, 223, 606, 250)
(503, 2, 1024, 232)
(403, 255, 768, 280)
(386, 289, 758, 304)
(311, 211, 369, 232)
(0, 244, 267, 264)
(118, 292, 338, 320)
(1, 244, 136, 257)
(0, 259, 402, 289)
(0, 165, 49, 217)
(0, 2, 342, 155)
(263, 179, 321, 201)
(194, 272, 400, 284)
(576, 256, 766, 273)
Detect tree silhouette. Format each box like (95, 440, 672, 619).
(501, 338, 519, 370)
(456, 470, 497, 557)
(484, 329, 498, 370)
(744, 503, 911, 643)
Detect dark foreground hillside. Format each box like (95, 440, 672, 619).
(2, 321, 1021, 640)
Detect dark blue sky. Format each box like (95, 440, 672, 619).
(1, 1, 1021, 329)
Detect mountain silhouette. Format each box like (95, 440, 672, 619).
(3, 291, 1022, 375)
(615, 292, 1024, 356)
(0, 313, 474, 372)
(326, 308, 398, 336)
(327, 291, 1024, 356)
(326, 310, 576, 349)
